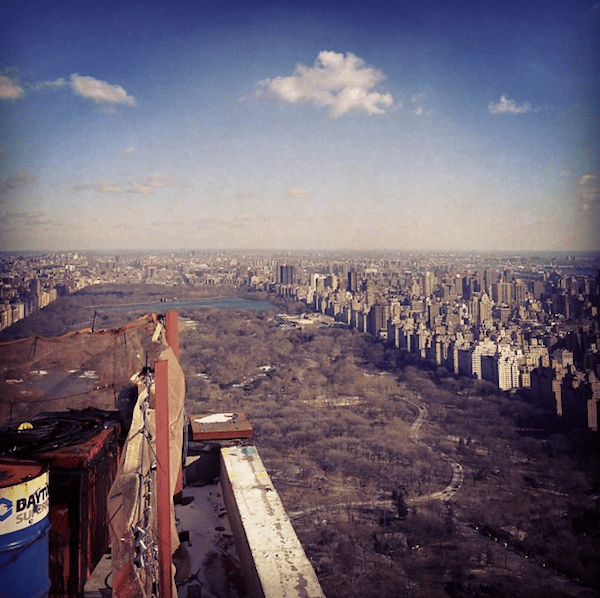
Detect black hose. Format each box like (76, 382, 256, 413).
(0, 408, 121, 458)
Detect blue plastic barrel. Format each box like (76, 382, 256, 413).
(0, 459, 50, 598)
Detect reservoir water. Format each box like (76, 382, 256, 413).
(93, 296, 276, 313)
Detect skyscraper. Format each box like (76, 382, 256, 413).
(491, 282, 512, 305)
(278, 265, 295, 285)
(367, 304, 387, 337)
(422, 271, 435, 297)
(479, 292, 492, 327)
(347, 270, 358, 293)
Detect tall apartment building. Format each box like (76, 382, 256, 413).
(561, 369, 600, 431)
(523, 341, 550, 369)
(278, 264, 295, 285)
(347, 270, 358, 293)
(365, 281, 375, 307)
(483, 268, 494, 293)
(422, 271, 436, 297)
(310, 273, 325, 291)
(30, 277, 41, 310)
(469, 294, 480, 325)
(479, 292, 493, 327)
(513, 280, 527, 306)
(491, 281, 513, 305)
(324, 274, 338, 290)
(531, 280, 546, 300)
(457, 338, 497, 379)
(428, 301, 440, 328)
(481, 349, 520, 390)
(554, 348, 574, 368)
(530, 350, 575, 415)
(367, 304, 388, 338)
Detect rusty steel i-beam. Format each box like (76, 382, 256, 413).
(165, 310, 179, 361)
(155, 359, 173, 598)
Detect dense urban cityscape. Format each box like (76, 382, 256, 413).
(2, 249, 599, 433)
(2, 0, 598, 595)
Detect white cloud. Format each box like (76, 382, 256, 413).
(73, 183, 127, 194)
(255, 51, 393, 118)
(286, 188, 311, 198)
(577, 174, 600, 210)
(0, 210, 53, 229)
(70, 74, 135, 106)
(0, 72, 134, 107)
(0, 75, 24, 100)
(31, 78, 67, 92)
(124, 146, 135, 155)
(73, 175, 187, 196)
(488, 95, 531, 114)
(128, 175, 170, 195)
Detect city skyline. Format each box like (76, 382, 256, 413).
(1, 0, 599, 252)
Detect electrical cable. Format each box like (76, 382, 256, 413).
(0, 408, 121, 457)
(130, 366, 161, 592)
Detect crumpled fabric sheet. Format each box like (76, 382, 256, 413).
(0, 314, 163, 424)
(108, 344, 185, 598)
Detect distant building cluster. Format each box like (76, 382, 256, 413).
(0, 251, 244, 330)
(0, 253, 85, 330)
(254, 254, 600, 432)
(2, 249, 599, 431)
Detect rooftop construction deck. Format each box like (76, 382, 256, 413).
(86, 439, 325, 598)
(0, 310, 325, 598)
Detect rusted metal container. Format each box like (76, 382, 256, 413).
(39, 424, 120, 598)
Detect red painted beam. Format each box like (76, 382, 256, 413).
(155, 359, 173, 598)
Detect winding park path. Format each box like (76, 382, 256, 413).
(403, 395, 465, 504)
(289, 392, 464, 521)
(287, 391, 595, 597)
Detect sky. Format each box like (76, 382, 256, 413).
(0, 0, 599, 252)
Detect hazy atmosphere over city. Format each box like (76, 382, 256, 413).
(1, 0, 599, 252)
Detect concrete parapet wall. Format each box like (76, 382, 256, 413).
(220, 445, 326, 598)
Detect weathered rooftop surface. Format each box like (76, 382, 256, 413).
(220, 445, 326, 598)
(174, 480, 245, 598)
